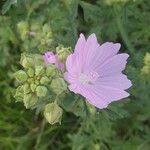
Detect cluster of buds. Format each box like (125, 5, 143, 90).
(141, 53, 150, 80)
(17, 21, 53, 52)
(14, 46, 70, 124)
(14, 53, 56, 108)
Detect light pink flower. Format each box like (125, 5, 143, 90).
(64, 33, 132, 109)
(43, 51, 64, 71)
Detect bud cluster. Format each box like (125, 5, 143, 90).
(14, 53, 58, 108)
(17, 21, 53, 52)
(14, 53, 68, 124)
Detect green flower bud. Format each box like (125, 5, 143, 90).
(14, 86, 24, 101)
(35, 80, 40, 85)
(23, 93, 38, 109)
(40, 76, 50, 85)
(46, 65, 56, 77)
(141, 66, 150, 75)
(20, 54, 34, 68)
(30, 83, 37, 92)
(144, 53, 150, 66)
(14, 70, 28, 82)
(23, 83, 30, 94)
(50, 78, 67, 94)
(35, 66, 45, 76)
(36, 86, 47, 97)
(27, 68, 34, 77)
(56, 45, 71, 63)
(44, 102, 63, 125)
(27, 78, 34, 84)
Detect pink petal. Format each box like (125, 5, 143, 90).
(97, 74, 132, 90)
(96, 54, 129, 76)
(89, 42, 121, 72)
(83, 33, 99, 69)
(80, 84, 129, 109)
(79, 85, 109, 108)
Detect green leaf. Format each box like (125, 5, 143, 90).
(2, 0, 17, 15)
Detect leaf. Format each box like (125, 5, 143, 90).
(2, 0, 17, 15)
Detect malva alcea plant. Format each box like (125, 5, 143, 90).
(14, 33, 132, 124)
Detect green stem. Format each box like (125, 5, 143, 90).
(34, 119, 46, 149)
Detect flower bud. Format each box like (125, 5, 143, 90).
(40, 76, 50, 85)
(56, 45, 71, 63)
(36, 86, 47, 97)
(30, 83, 37, 92)
(27, 68, 34, 77)
(20, 55, 33, 68)
(14, 70, 28, 82)
(44, 102, 63, 125)
(23, 93, 38, 109)
(46, 64, 56, 77)
(50, 78, 67, 94)
(141, 66, 150, 75)
(35, 66, 45, 76)
(23, 83, 30, 94)
(144, 53, 150, 66)
(14, 86, 24, 101)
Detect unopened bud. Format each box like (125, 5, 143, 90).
(23, 93, 38, 109)
(46, 65, 56, 77)
(40, 76, 50, 85)
(56, 45, 71, 63)
(44, 102, 63, 125)
(144, 53, 150, 66)
(50, 78, 67, 94)
(30, 83, 37, 92)
(141, 66, 150, 75)
(36, 86, 47, 97)
(14, 70, 28, 82)
(23, 83, 30, 94)
(20, 55, 33, 68)
(35, 66, 45, 76)
(27, 68, 34, 77)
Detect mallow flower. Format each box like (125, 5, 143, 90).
(64, 33, 132, 109)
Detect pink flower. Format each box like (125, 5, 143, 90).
(64, 33, 132, 109)
(43, 51, 64, 71)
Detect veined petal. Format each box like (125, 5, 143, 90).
(84, 33, 99, 70)
(97, 74, 132, 90)
(89, 42, 121, 71)
(96, 54, 129, 76)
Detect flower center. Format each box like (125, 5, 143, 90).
(79, 71, 99, 85)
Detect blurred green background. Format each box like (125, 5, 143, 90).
(0, 0, 150, 150)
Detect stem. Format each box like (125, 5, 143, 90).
(34, 119, 46, 149)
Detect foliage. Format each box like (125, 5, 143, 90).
(0, 0, 150, 149)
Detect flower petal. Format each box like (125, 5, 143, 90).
(84, 33, 99, 69)
(96, 54, 129, 76)
(89, 42, 121, 71)
(97, 74, 132, 90)
(79, 84, 129, 109)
